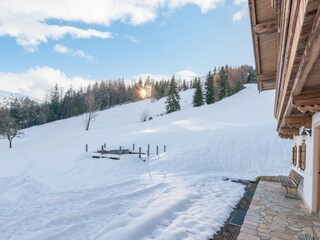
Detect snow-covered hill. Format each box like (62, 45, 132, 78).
(0, 84, 291, 240)
(0, 89, 41, 106)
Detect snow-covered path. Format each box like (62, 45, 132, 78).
(0, 85, 291, 239)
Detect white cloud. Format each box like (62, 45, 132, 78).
(232, 9, 245, 22)
(233, 0, 247, 5)
(133, 70, 198, 82)
(168, 0, 224, 13)
(175, 70, 198, 80)
(125, 35, 141, 44)
(133, 73, 172, 81)
(0, 66, 97, 100)
(0, 0, 223, 50)
(232, 0, 247, 22)
(53, 44, 94, 62)
(0, 68, 200, 100)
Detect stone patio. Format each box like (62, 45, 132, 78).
(238, 181, 320, 240)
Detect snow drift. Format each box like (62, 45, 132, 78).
(0, 84, 291, 240)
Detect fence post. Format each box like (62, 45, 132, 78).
(133, 143, 135, 151)
(156, 146, 158, 155)
(147, 144, 150, 157)
(104, 143, 106, 148)
(139, 147, 141, 159)
(119, 146, 122, 155)
(101, 145, 104, 153)
(86, 144, 88, 153)
(164, 145, 166, 153)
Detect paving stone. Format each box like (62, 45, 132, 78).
(270, 231, 293, 239)
(258, 232, 271, 238)
(238, 232, 260, 240)
(241, 227, 258, 236)
(237, 180, 320, 240)
(245, 223, 258, 230)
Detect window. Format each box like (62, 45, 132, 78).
(292, 145, 297, 166)
(298, 143, 306, 170)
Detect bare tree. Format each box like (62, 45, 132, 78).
(84, 92, 99, 131)
(0, 113, 24, 148)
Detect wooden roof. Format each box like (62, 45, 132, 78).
(248, 0, 278, 91)
(249, 0, 320, 138)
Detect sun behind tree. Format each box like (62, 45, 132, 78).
(140, 88, 147, 99)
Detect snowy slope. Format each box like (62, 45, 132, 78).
(0, 84, 291, 240)
(0, 89, 41, 106)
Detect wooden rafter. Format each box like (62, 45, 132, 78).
(279, 132, 294, 139)
(253, 20, 278, 35)
(279, 127, 299, 136)
(248, 0, 261, 79)
(293, 90, 320, 106)
(274, 0, 294, 120)
(278, 3, 320, 120)
(275, 0, 301, 121)
(292, 4, 320, 96)
(257, 74, 276, 90)
(284, 115, 312, 128)
(277, 0, 320, 130)
(257, 74, 276, 82)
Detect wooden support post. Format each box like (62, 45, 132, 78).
(164, 145, 166, 153)
(147, 144, 150, 157)
(86, 144, 88, 152)
(156, 146, 158, 155)
(139, 147, 141, 159)
(133, 143, 135, 151)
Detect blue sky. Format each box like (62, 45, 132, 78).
(0, 0, 253, 99)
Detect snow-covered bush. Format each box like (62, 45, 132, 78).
(140, 109, 149, 122)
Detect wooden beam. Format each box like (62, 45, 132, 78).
(261, 82, 276, 90)
(253, 20, 278, 35)
(257, 74, 276, 82)
(248, 0, 262, 76)
(258, 74, 276, 90)
(276, 0, 316, 130)
(284, 115, 312, 123)
(279, 132, 294, 139)
(293, 90, 320, 106)
(292, 3, 320, 96)
(292, 89, 320, 114)
(284, 115, 312, 128)
(275, 0, 301, 121)
(279, 127, 299, 135)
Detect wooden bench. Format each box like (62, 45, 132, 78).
(279, 170, 302, 198)
(298, 233, 318, 240)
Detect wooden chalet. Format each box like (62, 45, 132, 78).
(249, 0, 320, 215)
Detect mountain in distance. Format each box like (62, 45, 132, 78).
(0, 89, 41, 106)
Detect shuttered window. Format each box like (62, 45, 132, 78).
(301, 143, 306, 170)
(299, 145, 302, 168)
(292, 145, 297, 166)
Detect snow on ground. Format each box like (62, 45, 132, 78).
(0, 84, 291, 240)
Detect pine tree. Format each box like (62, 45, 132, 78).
(193, 78, 204, 107)
(218, 66, 227, 100)
(182, 80, 188, 91)
(204, 71, 215, 104)
(165, 76, 181, 114)
(48, 84, 60, 122)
